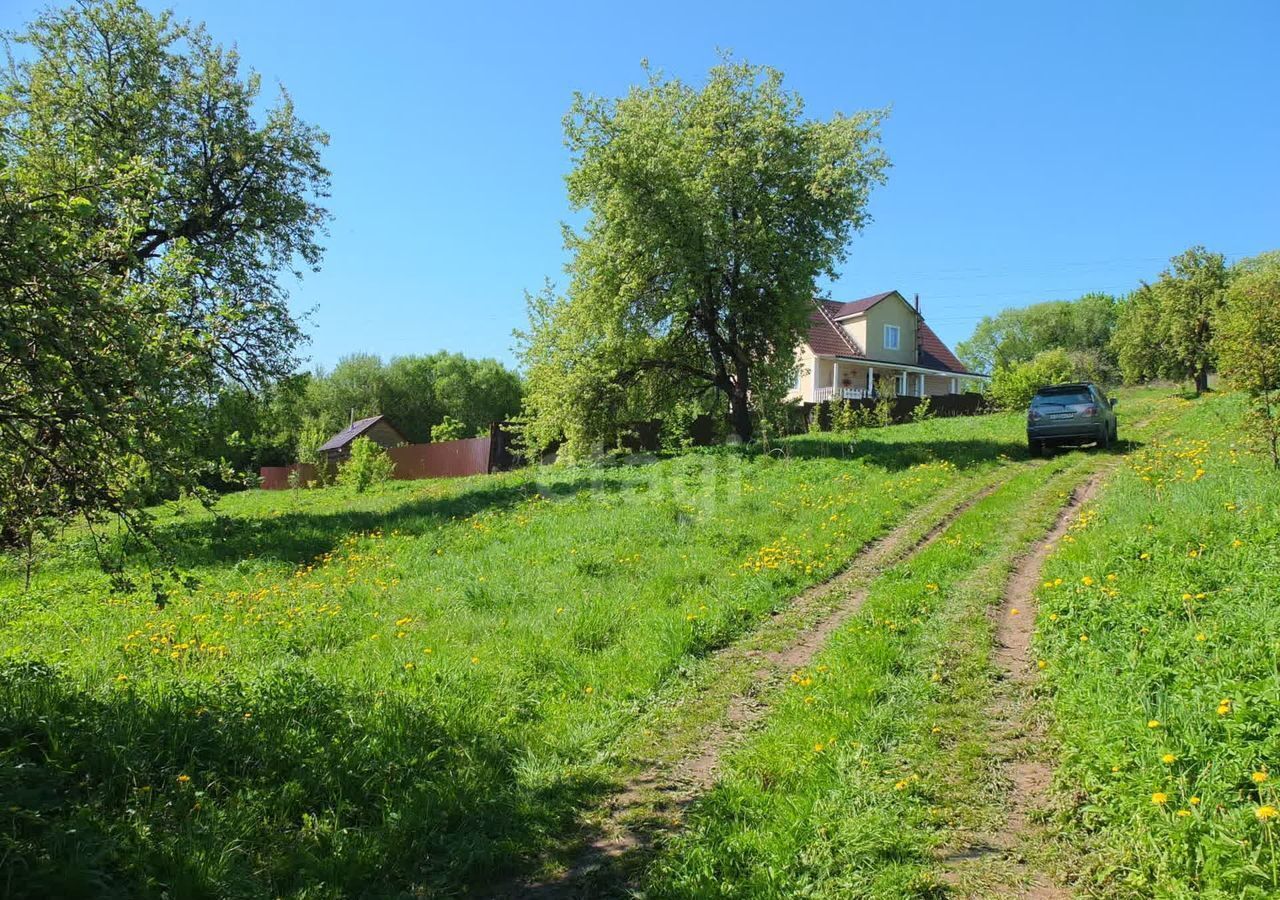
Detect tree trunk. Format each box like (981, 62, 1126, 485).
(729, 384, 753, 444)
(1194, 366, 1211, 395)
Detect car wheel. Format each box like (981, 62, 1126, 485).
(1028, 439, 1041, 457)
(1099, 427, 1111, 450)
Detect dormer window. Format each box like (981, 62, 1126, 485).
(883, 324, 900, 351)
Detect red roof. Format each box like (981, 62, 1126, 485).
(807, 301, 864, 356)
(803, 296, 972, 375)
(917, 321, 970, 374)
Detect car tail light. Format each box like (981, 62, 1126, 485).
(1082, 405, 1099, 417)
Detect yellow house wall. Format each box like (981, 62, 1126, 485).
(786, 345, 818, 402)
(858, 294, 919, 365)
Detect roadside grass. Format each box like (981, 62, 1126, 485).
(1033, 391, 1280, 897)
(636, 448, 1102, 898)
(1, 408, 1030, 897)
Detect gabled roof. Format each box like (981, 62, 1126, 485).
(807, 301, 865, 357)
(828, 291, 899, 320)
(804, 295, 974, 376)
(319, 415, 402, 452)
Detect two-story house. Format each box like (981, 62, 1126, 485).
(788, 291, 987, 403)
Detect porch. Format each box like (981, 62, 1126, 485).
(807, 358, 966, 403)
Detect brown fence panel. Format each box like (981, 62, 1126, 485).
(387, 437, 492, 480)
(259, 463, 320, 490)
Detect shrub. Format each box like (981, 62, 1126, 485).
(337, 437, 395, 493)
(987, 348, 1076, 409)
(430, 416, 467, 443)
(911, 395, 933, 423)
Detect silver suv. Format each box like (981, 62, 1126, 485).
(1027, 382, 1118, 456)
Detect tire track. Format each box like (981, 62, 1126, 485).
(498, 469, 1019, 898)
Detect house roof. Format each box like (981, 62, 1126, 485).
(319, 415, 400, 452)
(828, 291, 898, 319)
(808, 301, 865, 356)
(804, 296, 973, 376)
(917, 321, 970, 375)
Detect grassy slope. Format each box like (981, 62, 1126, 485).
(1036, 392, 1280, 898)
(638, 441, 1103, 898)
(1, 409, 1031, 898)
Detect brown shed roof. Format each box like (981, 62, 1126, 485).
(318, 415, 407, 452)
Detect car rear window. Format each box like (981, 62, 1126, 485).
(1033, 388, 1091, 405)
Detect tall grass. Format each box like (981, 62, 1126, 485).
(1, 410, 1029, 897)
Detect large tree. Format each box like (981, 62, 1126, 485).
(1113, 247, 1230, 392)
(0, 0, 329, 565)
(518, 59, 888, 456)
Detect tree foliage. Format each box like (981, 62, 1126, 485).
(1215, 251, 1280, 466)
(299, 352, 522, 444)
(957, 293, 1119, 377)
(518, 58, 888, 458)
(0, 0, 329, 567)
(1113, 247, 1229, 392)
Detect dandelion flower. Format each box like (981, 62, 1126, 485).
(1257, 806, 1279, 821)
(1190, 796, 1201, 805)
(1010, 608, 1020, 616)
(1176, 809, 1191, 818)
(1081, 576, 1094, 586)
(813, 743, 825, 753)
(177, 774, 191, 784)
(1037, 659, 1047, 670)
(1151, 792, 1168, 805)
(1148, 719, 1161, 729)
(1162, 754, 1177, 764)
(470, 656, 479, 665)
(1253, 771, 1269, 784)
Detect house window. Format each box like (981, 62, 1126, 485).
(896, 372, 908, 395)
(883, 324, 900, 351)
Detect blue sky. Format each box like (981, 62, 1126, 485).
(4, 0, 1278, 371)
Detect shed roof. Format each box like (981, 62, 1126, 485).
(319, 415, 401, 452)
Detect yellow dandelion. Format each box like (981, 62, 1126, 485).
(1082, 576, 1094, 586)
(176, 774, 191, 784)
(1037, 659, 1047, 670)
(1151, 792, 1169, 805)
(1253, 771, 1269, 784)
(1148, 719, 1161, 729)
(1176, 809, 1191, 818)
(1010, 608, 1020, 616)
(1257, 806, 1279, 821)
(1162, 753, 1177, 764)
(1190, 796, 1201, 805)
(470, 656, 479, 665)
(813, 743, 825, 753)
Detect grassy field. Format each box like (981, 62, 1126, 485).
(4, 388, 1272, 899)
(1, 407, 1031, 898)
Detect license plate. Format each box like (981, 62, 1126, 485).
(1051, 412, 1074, 420)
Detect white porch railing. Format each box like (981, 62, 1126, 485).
(813, 386, 871, 402)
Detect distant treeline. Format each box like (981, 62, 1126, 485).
(196, 352, 522, 486)
(960, 246, 1279, 409)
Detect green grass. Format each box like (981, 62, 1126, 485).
(1034, 392, 1280, 897)
(636, 444, 1102, 898)
(1, 409, 1036, 898)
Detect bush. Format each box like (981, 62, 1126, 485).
(337, 436, 395, 493)
(911, 395, 933, 423)
(987, 348, 1077, 409)
(430, 416, 467, 443)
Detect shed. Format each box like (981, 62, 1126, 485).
(318, 415, 408, 464)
